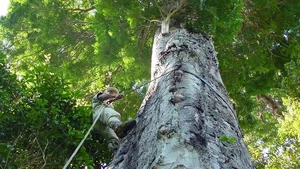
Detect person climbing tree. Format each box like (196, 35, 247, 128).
(92, 87, 136, 154)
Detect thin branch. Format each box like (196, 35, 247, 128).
(275, 37, 289, 48)
(137, 24, 152, 54)
(152, 0, 167, 18)
(166, 0, 187, 21)
(137, 0, 147, 7)
(36, 138, 48, 169)
(139, 15, 161, 23)
(257, 94, 283, 117)
(266, 46, 289, 61)
(70, 6, 96, 13)
(4, 133, 22, 169)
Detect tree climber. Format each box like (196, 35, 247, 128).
(92, 87, 136, 154)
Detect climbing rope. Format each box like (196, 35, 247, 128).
(62, 69, 176, 168)
(63, 66, 235, 168)
(126, 67, 234, 114)
(62, 106, 105, 169)
(181, 69, 235, 114)
(125, 67, 179, 94)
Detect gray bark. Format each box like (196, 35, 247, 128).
(110, 29, 255, 169)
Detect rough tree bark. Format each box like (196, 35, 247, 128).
(110, 29, 255, 169)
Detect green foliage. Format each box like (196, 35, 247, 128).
(187, 0, 244, 44)
(1, 0, 300, 168)
(0, 55, 111, 168)
(247, 98, 300, 168)
(282, 59, 300, 98)
(279, 98, 300, 140)
(220, 135, 236, 144)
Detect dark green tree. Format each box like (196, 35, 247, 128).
(1, 0, 299, 168)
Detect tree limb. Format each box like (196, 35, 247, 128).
(70, 6, 96, 13)
(36, 138, 48, 169)
(152, 0, 167, 18)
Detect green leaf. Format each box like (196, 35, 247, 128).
(228, 136, 236, 144)
(220, 135, 229, 142)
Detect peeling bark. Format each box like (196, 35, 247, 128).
(110, 29, 255, 169)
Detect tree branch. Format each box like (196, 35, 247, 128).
(4, 133, 22, 169)
(152, 0, 167, 18)
(70, 6, 96, 13)
(257, 94, 283, 117)
(167, 0, 187, 20)
(266, 46, 288, 61)
(36, 138, 48, 169)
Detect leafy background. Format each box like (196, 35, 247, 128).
(0, 0, 299, 168)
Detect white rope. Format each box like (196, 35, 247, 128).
(62, 69, 177, 168)
(62, 105, 105, 169)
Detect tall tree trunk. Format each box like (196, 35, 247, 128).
(110, 29, 254, 169)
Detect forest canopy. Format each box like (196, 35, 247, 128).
(0, 0, 299, 168)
